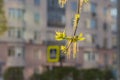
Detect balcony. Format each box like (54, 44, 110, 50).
(47, 22, 65, 28)
(6, 56, 25, 67)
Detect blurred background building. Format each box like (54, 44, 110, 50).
(0, 0, 117, 79)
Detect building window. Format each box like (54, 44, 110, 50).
(0, 62, 5, 77)
(91, 53, 95, 61)
(110, 8, 117, 17)
(85, 34, 92, 43)
(112, 54, 117, 65)
(103, 7, 107, 15)
(8, 28, 15, 37)
(34, 13, 40, 24)
(34, 31, 40, 40)
(34, 31, 37, 40)
(103, 38, 107, 48)
(84, 52, 90, 61)
(23, 31, 34, 41)
(83, 3, 90, 12)
(8, 47, 15, 56)
(34, 0, 40, 6)
(8, 28, 23, 39)
(47, 12, 65, 27)
(103, 22, 107, 31)
(84, 51, 97, 61)
(8, 8, 24, 20)
(112, 36, 117, 48)
(104, 54, 109, 66)
(95, 53, 98, 61)
(91, 3, 97, 13)
(8, 46, 24, 57)
(17, 0, 25, 2)
(90, 19, 97, 29)
(47, 0, 66, 28)
(15, 47, 24, 57)
(111, 23, 117, 33)
(9, 8, 16, 19)
(110, 0, 117, 3)
(61, 15, 66, 25)
(46, 31, 55, 41)
(17, 28, 23, 38)
(17, 9, 24, 19)
(48, 0, 59, 8)
(17, 29, 23, 38)
(92, 34, 97, 43)
(17, 30, 21, 38)
(71, 1, 77, 12)
(85, 19, 90, 29)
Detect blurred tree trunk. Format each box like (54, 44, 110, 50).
(0, 0, 8, 35)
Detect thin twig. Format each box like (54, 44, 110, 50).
(65, 0, 82, 52)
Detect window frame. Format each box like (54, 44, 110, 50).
(34, 0, 40, 6)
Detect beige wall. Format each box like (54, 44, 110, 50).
(0, 0, 116, 72)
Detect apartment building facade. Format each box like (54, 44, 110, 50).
(0, 0, 117, 79)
